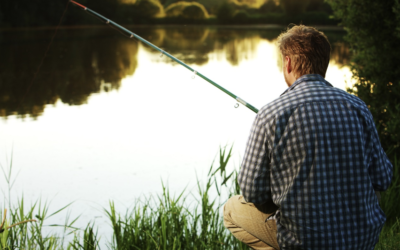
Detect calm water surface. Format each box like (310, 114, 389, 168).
(0, 26, 352, 240)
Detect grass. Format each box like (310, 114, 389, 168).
(0, 146, 399, 249)
(374, 219, 400, 250)
(102, 145, 248, 249)
(0, 151, 81, 249)
(0, 146, 248, 249)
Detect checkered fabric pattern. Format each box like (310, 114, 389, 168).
(238, 74, 393, 250)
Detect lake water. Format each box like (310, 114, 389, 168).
(0, 26, 353, 243)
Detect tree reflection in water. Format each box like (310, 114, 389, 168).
(0, 27, 138, 118)
(0, 26, 348, 119)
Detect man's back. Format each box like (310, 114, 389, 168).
(224, 25, 393, 250)
(238, 74, 393, 249)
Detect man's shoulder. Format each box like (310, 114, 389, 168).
(257, 78, 369, 123)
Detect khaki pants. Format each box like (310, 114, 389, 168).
(223, 195, 280, 250)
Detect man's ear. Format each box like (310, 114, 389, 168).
(285, 56, 292, 74)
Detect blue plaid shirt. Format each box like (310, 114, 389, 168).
(239, 74, 393, 249)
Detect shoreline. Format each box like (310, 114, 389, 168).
(0, 24, 345, 32)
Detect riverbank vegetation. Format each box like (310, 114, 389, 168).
(328, 0, 400, 228)
(0, 0, 337, 28)
(1, 147, 399, 249)
(0, 147, 245, 249)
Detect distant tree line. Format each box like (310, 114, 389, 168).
(0, 0, 336, 27)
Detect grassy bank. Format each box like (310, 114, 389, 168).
(0, 147, 247, 249)
(1, 147, 399, 249)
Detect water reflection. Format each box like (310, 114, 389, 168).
(0, 28, 138, 118)
(0, 26, 349, 119)
(137, 27, 282, 65)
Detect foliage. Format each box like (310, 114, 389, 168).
(134, 0, 165, 18)
(0, 0, 339, 27)
(374, 218, 400, 249)
(105, 145, 243, 250)
(0, 1, 69, 27)
(0, 156, 79, 249)
(1, 147, 248, 249)
(327, 0, 400, 224)
(233, 10, 250, 21)
(259, 0, 282, 14)
(195, 0, 223, 15)
(117, 0, 164, 22)
(163, 0, 220, 15)
(216, 1, 235, 23)
(231, 0, 268, 9)
(279, 0, 310, 16)
(163, 0, 180, 8)
(165, 1, 209, 19)
(306, 0, 332, 13)
(69, 224, 99, 250)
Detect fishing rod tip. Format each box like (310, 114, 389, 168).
(70, 0, 88, 10)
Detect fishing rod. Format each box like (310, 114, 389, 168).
(69, 0, 259, 113)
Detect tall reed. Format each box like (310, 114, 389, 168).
(1, 146, 399, 249)
(0, 151, 80, 249)
(105, 145, 248, 249)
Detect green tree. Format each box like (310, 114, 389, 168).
(182, 4, 207, 19)
(163, 0, 179, 8)
(163, 0, 228, 15)
(158, 0, 169, 5)
(135, 0, 164, 18)
(0, 0, 71, 27)
(196, 0, 222, 15)
(117, 0, 164, 23)
(327, 0, 400, 224)
(259, 0, 282, 13)
(0, 9, 3, 26)
(233, 10, 250, 22)
(306, 0, 332, 13)
(279, 0, 310, 16)
(165, 2, 209, 19)
(216, 1, 235, 23)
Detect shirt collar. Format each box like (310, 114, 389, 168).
(280, 74, 332, 96)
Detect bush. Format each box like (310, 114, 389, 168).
(165, 1, 209, 19)
(279, 0, 310, 16)
(327, 0, 400, 225)
(233, 10, 250, 22)
(135, 0, 165, 18)
(216, 1, 235, 23)
(259, 0, 283, 14)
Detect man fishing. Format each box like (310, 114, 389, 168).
(223, 25, 393, 250)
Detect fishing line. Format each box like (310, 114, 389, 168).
(69, 0, 259, 113)
(18, 0, 71, 111)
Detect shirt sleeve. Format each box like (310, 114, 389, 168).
(367, 117, 393, 191)
(238, 113, 273, 204)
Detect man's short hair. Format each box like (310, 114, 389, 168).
(277, 25, 331, 78)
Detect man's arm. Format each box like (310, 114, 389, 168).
(367, 114, 393, 192)
(238, 113, 273, 204)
